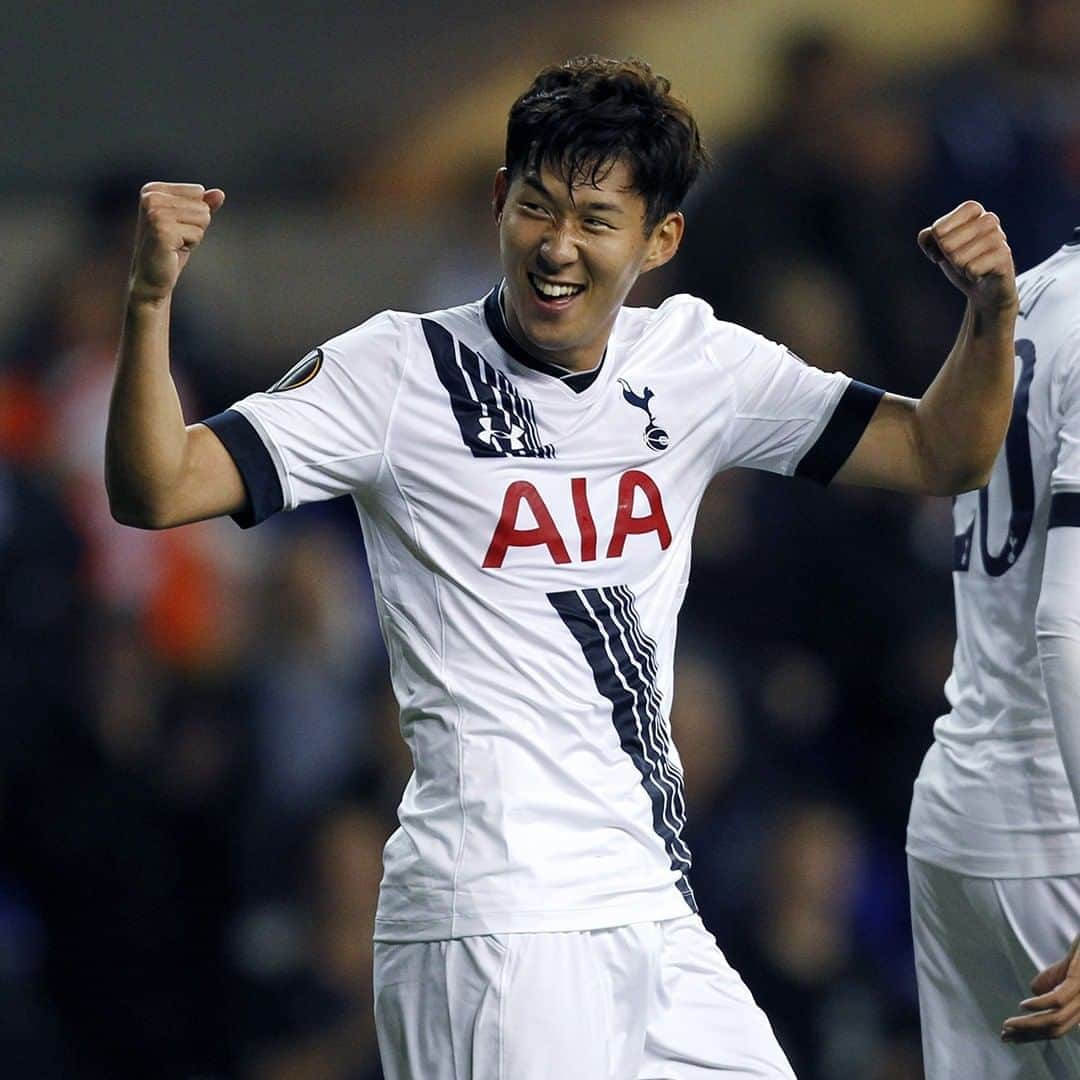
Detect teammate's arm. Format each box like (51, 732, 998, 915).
(1002, 352, 1080, 1041)
(105, 181, 247, 529)
(1000, 524, 1080, 1044)
(832, 201, 1018, 495)
(1002, 936, 1080, 1042)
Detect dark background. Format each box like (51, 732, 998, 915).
(2, 2, 1078, 1076)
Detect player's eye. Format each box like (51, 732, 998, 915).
(520, 202, 550, 217)
(585, 218, 614, 231)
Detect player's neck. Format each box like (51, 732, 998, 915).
(499, 288, 608, 375)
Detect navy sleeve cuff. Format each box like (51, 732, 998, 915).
(794, 380, 885, 486)
(1050, 492, 1080, 529)
(202, 409, 284, 528)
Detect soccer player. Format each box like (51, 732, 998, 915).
(907, 231, 1080, 1077)
(107, 57, 1017, 1079)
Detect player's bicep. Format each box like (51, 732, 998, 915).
(160, 421, 249, 527)
(831, 392, 935, 493)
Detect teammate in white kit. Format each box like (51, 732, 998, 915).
(907, 232, 1080, 1078)
(106, 57, 1018, 1079)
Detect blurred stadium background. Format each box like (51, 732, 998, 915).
(1, 1, 1078, 1076)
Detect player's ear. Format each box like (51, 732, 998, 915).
(493, 168, 510, 225)
(641, 211, 685, 275)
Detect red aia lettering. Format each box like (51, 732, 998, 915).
(483, 472, 671, 568)
(482, 480, 572, 568)
(571, 477, 597, 562)
(606, 470, 672, 558)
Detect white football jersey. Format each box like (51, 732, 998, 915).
(908, 234, 1080, 878)
(206, 287, 880, 940)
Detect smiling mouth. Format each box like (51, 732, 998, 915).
(528, 273, 585, 303)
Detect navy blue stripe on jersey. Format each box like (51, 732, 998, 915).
(548, 586, 697, 912)
(795, 380, 885, 486)
(604, 588, 690, 840)
(422, 318, 555, 458)
(609, 586, 689, 826)
(1049, 493, 1080, 529)
(591, 590, 690, 865)
(483, 286, 604, 394)
(202, 408, 284, 529)
(465, 340, 546, 459)
(464, 332, 555, 458)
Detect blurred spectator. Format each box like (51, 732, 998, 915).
(1, 614, 248, 1078)
(417, 167, 503, 311)
(0, 460, 87, 727)
(0, 460, 87, 1078)
(923, 0, 1080, 272)
(241, 798, 389, 1080)
(679, 27, 943, 390)
(672, 645, 777, 929)
(238, 520, 384, 905)
(751, 258, 876, 379)
(681, 29, 876, 325)
(722, 802, 918, 1080)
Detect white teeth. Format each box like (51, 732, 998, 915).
(530, 275, 582, 299)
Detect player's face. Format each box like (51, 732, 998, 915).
(493, 159, 683, 373)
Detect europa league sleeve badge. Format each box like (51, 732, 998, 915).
(268, 348, 324, 393)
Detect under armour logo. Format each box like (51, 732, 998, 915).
(618, 379, 669, 452)
(477, 416, 526, 452)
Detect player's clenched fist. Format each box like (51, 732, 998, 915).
(918, 201, 1017, 314)
(129, 182, 225, 305)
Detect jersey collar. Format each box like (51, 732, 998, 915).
(483, 284, 605, 394)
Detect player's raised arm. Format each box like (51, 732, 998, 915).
(105, 181, 247, 529)
(832, 201, 1018, 495)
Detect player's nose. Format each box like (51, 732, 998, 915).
(538, 224, 578, 269)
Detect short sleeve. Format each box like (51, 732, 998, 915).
(1049, 327, 1080, 529)
(201, 310, 408, 527)
(716, 323, 883, 483)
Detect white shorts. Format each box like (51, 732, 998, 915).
(373, 914, 796, 1079)
(908, 855, 1080, 1079)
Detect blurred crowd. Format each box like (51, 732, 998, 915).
(2, 3, 1079, 1077)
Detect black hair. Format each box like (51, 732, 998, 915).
(505, 55, 708, 230)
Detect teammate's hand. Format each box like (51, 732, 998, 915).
(918, 201, 1017, 314)
(1001, 935, 1080, 1043)
(129, 182, 225, 304)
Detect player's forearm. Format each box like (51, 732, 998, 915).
(1038, 631, 1080, 818)
(912, 298, 1018, 494)
(105, 295, 192, 527)
(1036, 528, 1080, 817)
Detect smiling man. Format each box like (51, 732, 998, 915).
(496, 158, 682, 372)
(106, 56, 1017, 1079)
